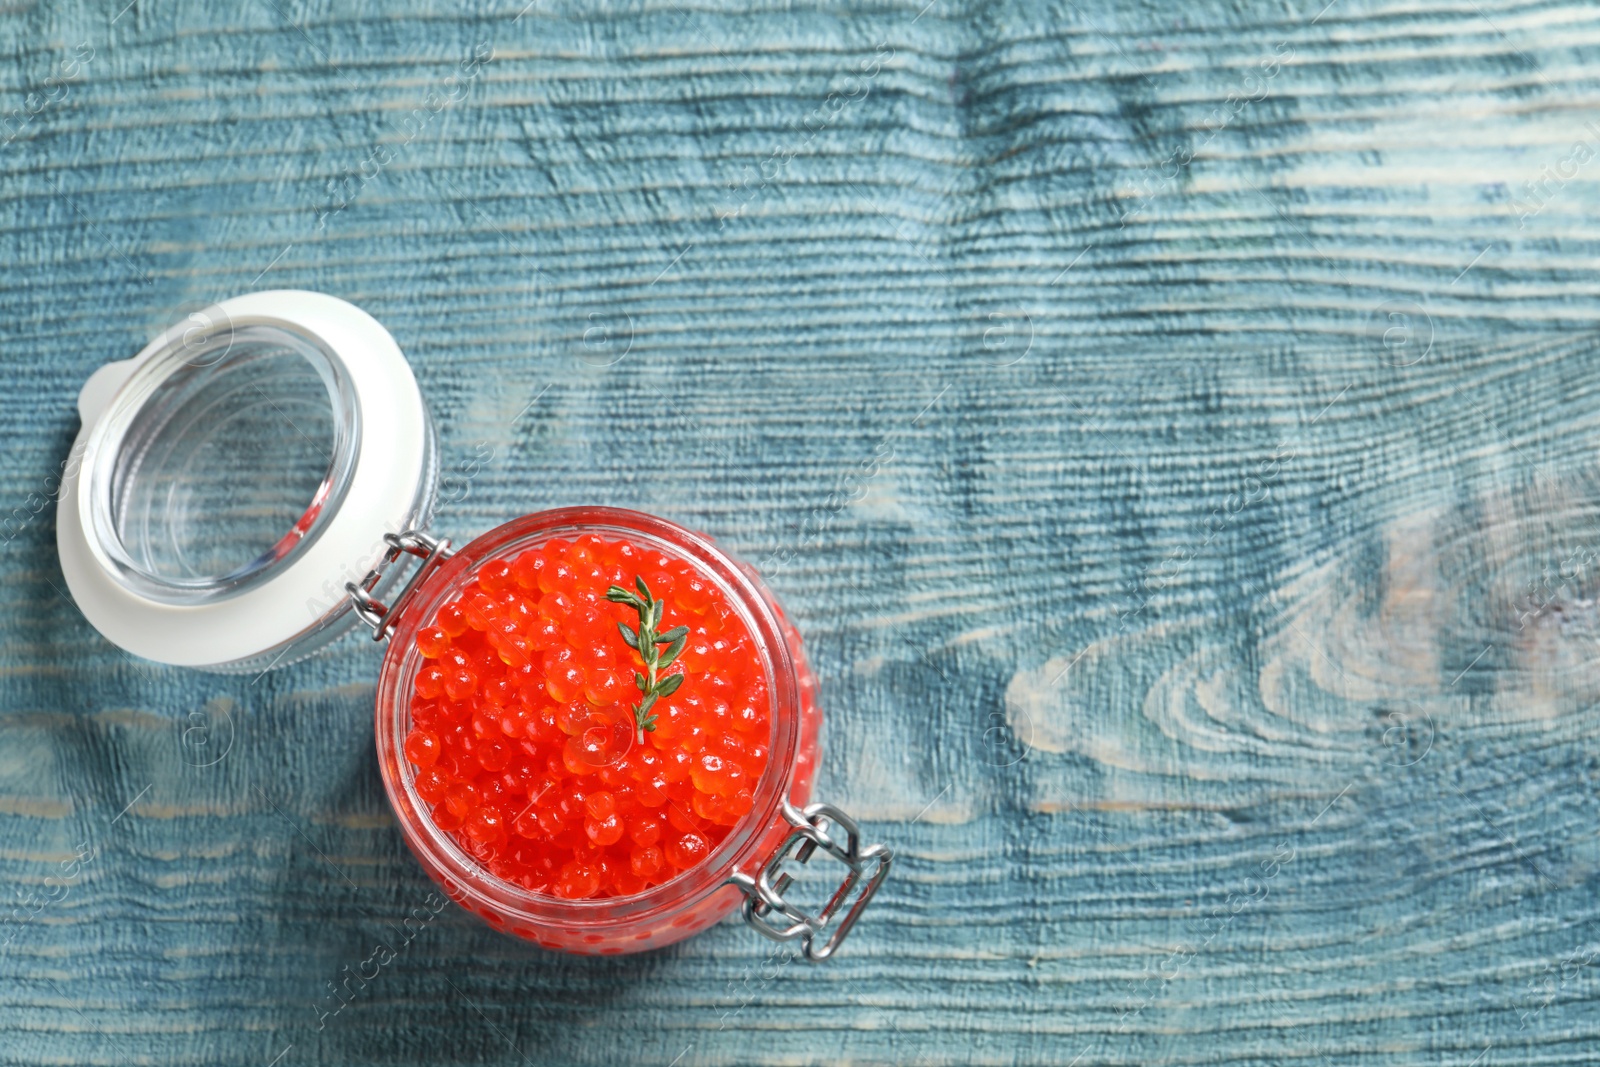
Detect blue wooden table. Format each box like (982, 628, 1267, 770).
(6, 0, 1600, 1063)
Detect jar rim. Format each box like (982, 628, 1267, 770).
(375, 507, 803, 926)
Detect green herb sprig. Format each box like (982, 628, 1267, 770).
(606, 577, 689, 740)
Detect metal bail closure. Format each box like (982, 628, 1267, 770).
(345, 530, 454, 641)
(728, 800, 892, 962)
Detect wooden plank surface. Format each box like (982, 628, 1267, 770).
(5, 0, 1600, 1063)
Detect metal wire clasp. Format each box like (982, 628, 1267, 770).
(344, 530, 454, 641)
(727, 800, 892, 962)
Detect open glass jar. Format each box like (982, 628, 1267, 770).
(56, 291, 890, 959)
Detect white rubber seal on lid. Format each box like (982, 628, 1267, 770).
(56, 290, 435, 670)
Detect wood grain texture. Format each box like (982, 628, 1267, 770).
(5, 0, 1600, 1063)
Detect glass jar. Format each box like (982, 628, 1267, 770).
(55, 291, 890, 960)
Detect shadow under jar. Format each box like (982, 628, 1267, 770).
(56, 291, 890, 960)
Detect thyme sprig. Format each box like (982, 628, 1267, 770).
(606, 577, 689, 740)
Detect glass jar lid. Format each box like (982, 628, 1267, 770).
(57, 291, 439, 671)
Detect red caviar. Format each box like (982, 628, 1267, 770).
(401, 533, 772, 899)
